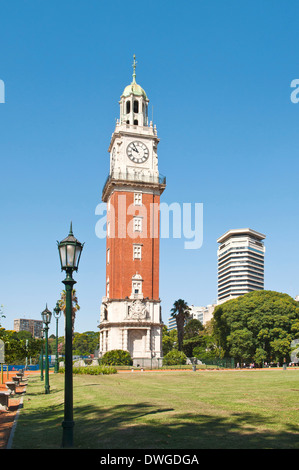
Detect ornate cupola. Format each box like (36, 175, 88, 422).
(119, 55, 149, 126)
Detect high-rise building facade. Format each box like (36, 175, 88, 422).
(14, 318, 43, 338)
(217, 228, 266, 304)
(98, 57, 166, 366)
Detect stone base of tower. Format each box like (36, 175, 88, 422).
(98, 297, 163, 367)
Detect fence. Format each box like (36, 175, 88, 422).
(115, 356, 235, 370)
(1, 364, 39, 371)
(200, 358, 235, 369)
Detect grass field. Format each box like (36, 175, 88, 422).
(11, 369, 299, 449)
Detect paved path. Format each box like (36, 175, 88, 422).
(0, 371, 37, 449)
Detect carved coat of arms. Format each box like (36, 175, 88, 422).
(129, 300, 147, 320)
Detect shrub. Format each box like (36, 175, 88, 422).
(193, 346, 218, 361)
(59, 365, 117, 375)
(101, 349, 133, 366)
(163, 350, 187, 366)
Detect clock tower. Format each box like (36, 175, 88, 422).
(99, 56, 166, 367)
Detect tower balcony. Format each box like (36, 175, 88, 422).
(102, 170, 166, 201)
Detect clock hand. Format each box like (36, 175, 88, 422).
(132, 144, 139, 153)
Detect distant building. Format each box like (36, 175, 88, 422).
(188, 304, 215, 325)
(168, 316, 177, 331)
(217, 228, 266, 304)
(167, 304, 216, 330)
(14, 318, 43, 338)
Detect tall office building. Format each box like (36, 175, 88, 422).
(217, 228, 266, 304)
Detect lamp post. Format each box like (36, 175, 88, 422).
(57, 222, 84, 448)
(53, 302, 61, 373)
(40, 328, 44, 381)
(41, 305, 52, 394)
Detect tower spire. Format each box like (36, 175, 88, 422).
(132, 54, 137, 83)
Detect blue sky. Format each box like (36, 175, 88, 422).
(1, 0, 299, 336)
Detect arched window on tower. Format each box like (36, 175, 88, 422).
(134, 100, 139, 113)
(134, 119, 138, 125)
(131, 273, 143, 298)
(103, 307, 108, 321)
(126, 101, 131, 114)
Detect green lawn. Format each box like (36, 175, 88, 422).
(12, 369, 299, 449)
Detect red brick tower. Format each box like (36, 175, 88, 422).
(99, 56, 166, 366)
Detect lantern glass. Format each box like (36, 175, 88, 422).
(57, 224, 83, 271)
(41, 307, 52, 325)
(66, 244, 76, 267)
(54, 302, 61, 319)
(59, 245, 67, 268)
(75, 244, 82, 268)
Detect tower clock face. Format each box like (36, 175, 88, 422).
(127, 141, 149, 164)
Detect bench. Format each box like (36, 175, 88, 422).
(0, 390, 11, 411)
(16, 372, 28, 385)
(5, 381, 16, 395)
(12, 376, 21, 386)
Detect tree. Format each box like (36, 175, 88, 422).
(59, 289, 80, 339)
(184, 319, 204, 339)
(0, 328, 42, 364)
(17, 330, 32, 341)
(162, 325, 178, 355)
(170, 299, 191, 351)
(163, 350, 187, 366)
(212, 290, 299, 365)
(182, 319, 204, 356)
(0, 305, 5, 328)
(73, 331, 99, 356)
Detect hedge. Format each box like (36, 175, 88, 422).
(59, 365, 117, 375)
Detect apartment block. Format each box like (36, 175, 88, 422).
(14, 318, 43, 338)
(167, 304, 215, 330)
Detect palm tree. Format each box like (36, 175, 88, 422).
(170, 299, 191, 351)
(59, 289, 80, 339)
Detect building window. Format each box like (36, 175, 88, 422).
(132, 281, 142, 294)
(134, 217, 142, 232)
(131, 273, 143, 297)
(126, 101, 130, 113)
(134, 119, 138, 125)
(106, 279, 110, 298)
(107, 248, 110, 264)
(134, 192, 142, 206)
(133, 244, 142, 259)
(134, 100, 139, 113)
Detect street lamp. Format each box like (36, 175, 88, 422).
(41, 305, 52, 394)
(40, 328, 44, 381)
(57, 222, 84, 448)
(53, 302, 61, 373)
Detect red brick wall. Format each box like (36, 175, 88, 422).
(106, 190, 160, 300)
